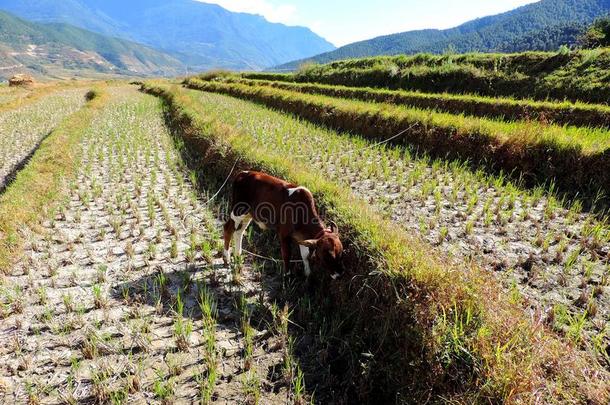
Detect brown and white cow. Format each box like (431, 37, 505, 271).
(223, 171, 344, 279)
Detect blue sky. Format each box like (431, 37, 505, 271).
(202, 0, 540, 46)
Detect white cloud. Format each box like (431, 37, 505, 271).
(199, 1, 298, 24)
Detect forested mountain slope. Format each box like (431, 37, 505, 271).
(276, 0, 610, 70)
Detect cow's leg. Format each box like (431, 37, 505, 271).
(280, 236, 293, 274)
(299, 245, 312, 277)
(223, 218, 235, 265)
(232, 213, 252, 257)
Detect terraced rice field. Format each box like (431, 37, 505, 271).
(0, 86, 30, 106)
(228, 77, 610, 129)
(0, 89, 88, 190)
(0, 86, 308, 404)
(186, 79, 610, 209)
(0, 76, 609, 404)
(181, 87, 610, 357)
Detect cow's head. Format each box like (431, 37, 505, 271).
(301, 221, 344, 279)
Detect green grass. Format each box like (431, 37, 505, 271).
(0, 85, 107, 271)
(267, 48, 610, 104)
(229, 77, 610, 130)
(141, 81, 610, 403)
(184, 78, 610, 208)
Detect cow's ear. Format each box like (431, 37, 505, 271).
(329, 221, 339, 235)
(299, 239, 318, 248)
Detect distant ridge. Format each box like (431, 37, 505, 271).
(0, 10, 184, 80)
(275, 0, 610, 71)
(0, 0, 336, 71)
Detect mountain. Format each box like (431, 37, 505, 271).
(0, 10, 185, 80)
(0, 0, 336, 71)
(276, 0, 610, 70)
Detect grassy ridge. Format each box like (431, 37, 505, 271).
(0, 81, 104, 112)
(232, 77, 610, 130)
(141, 81, 609, 403)
(0, 87, 106, 271)
(268, 49, 610, 104)
(184, 78, 610, 209)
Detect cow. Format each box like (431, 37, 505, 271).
(223, 171, 344, 279)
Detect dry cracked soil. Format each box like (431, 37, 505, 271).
(0, 87, 306, 404)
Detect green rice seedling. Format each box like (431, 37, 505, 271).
(185, 247, 196, 263)
(567, 310, 588, 345)
(483, 209, 494, 227)
(241, 370, 261, 405)
(292, 365, 306, 405)
(37, 306, 53, 323)
(438, 226, 449, 244)
(242, 316, 255, 371)
(82, 330, 101, 359)
(508, 279, 522, 305)
(170, 238, 178, 259)
(174, 315, 193, 351)
(464, 221, 474, 236)
(591, 330, 609, 362)
(199, 286, 217, 328)
(466, 194, 478, 216)
(175, 289, 184, 317)
(153, 372, 175, 403)
(91, 364, 112, 403)
(195, 365, 217, 405)
(586, 297, 598, 319)
(283, 335, 296, 382)
(109, 217, 122, 236)
(199, 239, 214, 263)
(558, 249, 580, 273)
(36, 286, 47, 305)
(24, 380, 41, 405)
(62, 293, 74, 313)
(181, 272, 193, 292)
(125, 241, 135, 260)
(231, 256, 245, 286)
(165, 353, 185, 377)
(148, 241, 157, 260)
(96, 265, 107, 284)
(92, 284, 106, 309)
(110, 389, 128, 405)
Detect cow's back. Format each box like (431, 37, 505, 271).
(232, 171, 296, 227)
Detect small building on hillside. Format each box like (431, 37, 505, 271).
(8, 74, 35, 87)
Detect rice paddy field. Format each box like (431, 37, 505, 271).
(0, 69, 609, 404)
(0, 85, 30, 106)
(0, 88, 89, 191)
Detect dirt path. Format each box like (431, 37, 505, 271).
(0, 89, 88, 191)
(0, 87, 299, 404)
(184, 89, 610, 357)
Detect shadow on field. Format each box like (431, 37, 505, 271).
(109, 233, 354, 403)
